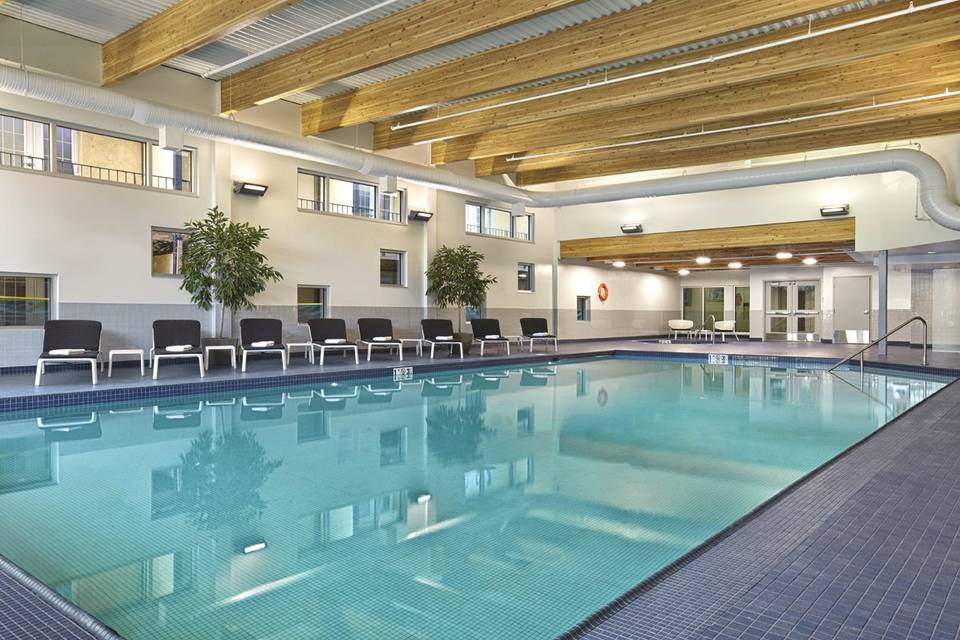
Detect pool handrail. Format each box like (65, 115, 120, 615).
(827, 316, 928, 381)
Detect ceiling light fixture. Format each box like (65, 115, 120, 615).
(928, 251, 938, 254)
(802, 257, 818, 265)
(677, 268, 690, 276)
(728, 261, 743, 269)
(776, 252, 793, 260)
(506, 88, 958, 162)
(612, 260, 626, 268)
(695, 256, 711, 265)
(620, 223, 643, 234)
(390, 0, 958, 132)
(820, 204, 850, 217)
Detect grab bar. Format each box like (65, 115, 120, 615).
(827, 316, 928, 382)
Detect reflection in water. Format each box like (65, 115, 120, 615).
(178, 429, 282, 530)
(0, 359, 950, 640)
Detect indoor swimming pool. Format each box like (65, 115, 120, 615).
(0, 357, 951, 640)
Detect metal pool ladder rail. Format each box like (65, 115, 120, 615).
(827, 316, 929, 381)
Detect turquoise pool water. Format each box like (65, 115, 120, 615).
(0, 358, 951, 640)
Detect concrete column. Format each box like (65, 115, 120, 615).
(878, 250, 889, 355)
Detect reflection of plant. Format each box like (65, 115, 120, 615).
(179, 430, 282, 530)
(426, 404, 493, 465)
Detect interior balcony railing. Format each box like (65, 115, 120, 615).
(300, 198, 402, 223)
(0, 150, 48, 171)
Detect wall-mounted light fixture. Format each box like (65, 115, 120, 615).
(233, 182, 268, 196)
(620, 223, 643, 234)
(242, 541, 267, 554)
(820, 204, 850, 217)
(409, 210, 434, 222)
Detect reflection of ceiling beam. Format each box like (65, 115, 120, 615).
(560, 219, 855, 261)
(218, 0, 588, 113)
(423, 41, 960, 163)
(102, 0, 298, 85)
(301, 0, 868, 133)
(510, 108, 960, 185)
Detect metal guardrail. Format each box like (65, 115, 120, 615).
(827, 315, 929, 382)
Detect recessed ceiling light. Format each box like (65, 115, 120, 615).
(728, 261, 743, 269)
(677, 268, 690, 276)
(928, 251, 937, 255)
(612, 260, 626, 268)
(695, 256, 711, 265)
(776, 251, 793, 260)
(802, 257, 818, 265)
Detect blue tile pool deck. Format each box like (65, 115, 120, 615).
(1, 340, 959, 640)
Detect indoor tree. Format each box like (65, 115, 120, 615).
(425, 244, 497, 334)
(180, 206, 283, 337)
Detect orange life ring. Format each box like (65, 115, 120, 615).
(597, 388, 608, 407)
(597, 282, 609, 302)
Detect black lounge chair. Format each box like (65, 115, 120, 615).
(308, 319, 359, 366)
(35, 320, 103, 386)
(240, 318, 287, 372)
(421, 319, 463, 359)
(358, 318, 403, 361)
(470, 319, 510, 356)
(152, 320, 204, 380)
(520, 317, 558, 352)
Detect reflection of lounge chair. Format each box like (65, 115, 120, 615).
(316, 384, 358, 411)
(35, 320, 103, 386)
(422, 375, 464, 397)
(305, 391, 347, 412)
(240, 393, 285, 421)
(152, 402, 203, 429)
(360, 382, 401, 404)
(37, 413, 102, 442)
(520, 367, 556, 386)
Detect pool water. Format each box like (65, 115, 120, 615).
(0, 358, 950, 640)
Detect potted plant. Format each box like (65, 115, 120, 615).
(425, 245, 497, 354)
(180, 207, 283, 364)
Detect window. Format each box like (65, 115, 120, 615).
(576, 296, 591, 321)
(466, 303, 484, 321)
(0, 274, 52, 326)
(0, 114, 49, 171)
(55, 125, 146, 186)
(735, 286, 750, 333)
(380, 428, 406, 466)
(683, 287, 726, 331)
(151, 228, 189, 276)
(517, 407, 534, 436)
(150, 146, 193, 192)
(517, 263, 534, 291)
(298, 171, 404, 222)
(297, 285, 328, 322)
(465, 202, 534, 241)
(380, 250, 405, 286)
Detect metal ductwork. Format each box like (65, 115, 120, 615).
(1, 65, 959, 230)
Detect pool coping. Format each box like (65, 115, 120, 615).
(0, 348, 956, 640)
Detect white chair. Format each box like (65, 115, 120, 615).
(668, 319, 694, 340)
(713, 320, 740, 342)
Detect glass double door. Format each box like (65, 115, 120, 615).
(765, 280, 819, 340)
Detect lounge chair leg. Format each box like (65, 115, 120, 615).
(152, 357, 160, 380)
(281, 350, 287, 371)
(34, 360, 43, 386)
(90, 360, 98, 385)
(480, 342, 484, 357)
(197, 355, 205, 378)
(398, 346, 403, 362)
(319, 347, 325, 366)
(458, 343, 463, 359)
(430, 344, 435, 359)
(506, 341, 510, 356)
(241, 351, 248, 373)
(367, 344, 372, 362)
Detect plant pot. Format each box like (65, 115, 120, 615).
(202, 337, 238, 368)
(455, 332, 474, 355)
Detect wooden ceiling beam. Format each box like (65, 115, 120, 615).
(219, 0, 588, 113)
(102, 0, 298, 86)
(560, 219, 855, 260)
(513, 108, 960, 185)
(585, 243, 856, 263)
(302, 0, 867, 134)
(384, 11, 960, 153)
(427, 40, 960, 163)
(626, 253, 856, 271)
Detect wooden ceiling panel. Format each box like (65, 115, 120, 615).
(301, 0, 865, 133)
(102, 0, 298, 85)
(219, 0, 588, 113)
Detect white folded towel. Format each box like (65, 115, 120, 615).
(484, 334, 500, 340)
(435, 335, 453, 341)
(49, 348, 85, 355)
(532, 332, 549, 337)
(323, 338, 346, 344)
(165, 345, 193, 352)
(372, 336, 392, 342)
(251, 340, 275, 348)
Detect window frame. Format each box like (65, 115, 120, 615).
(379, 249, 407, 288)
(297, 169, 406, 225)
(576, 295, 591, 322)
(465, 201, 535, 243)
(0, 272, 56, 328)
(0, 108, 197, 196)
(296, 285, 330, 323)
(517, 262, 535, 292)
